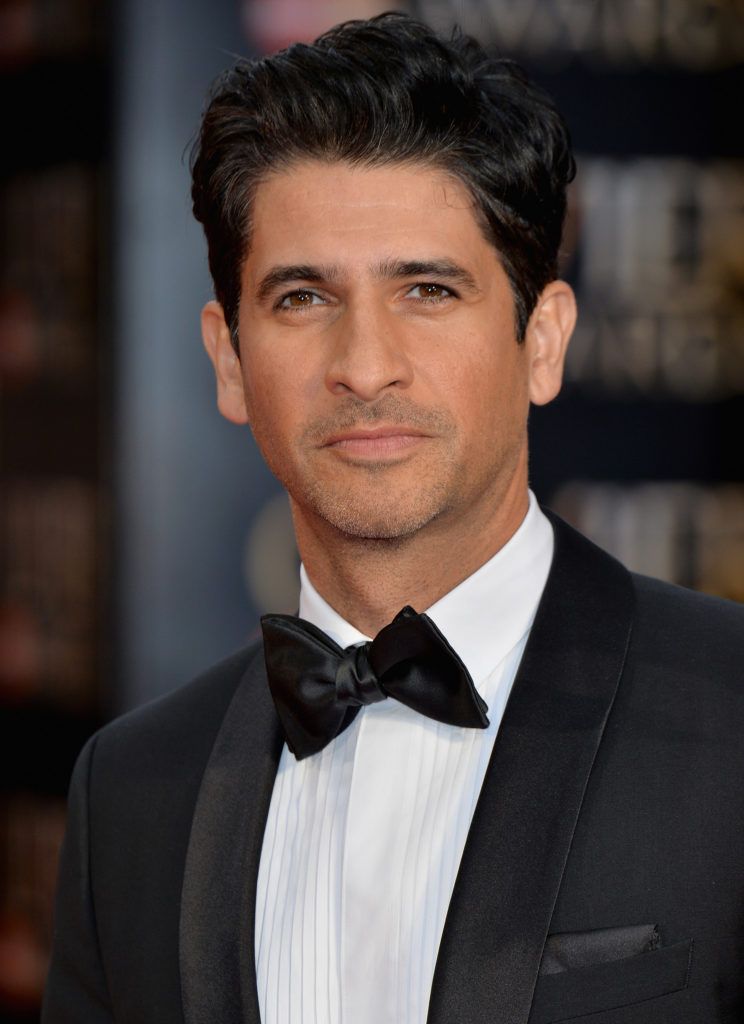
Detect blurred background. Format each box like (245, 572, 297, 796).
(0, 0, 742, 1016)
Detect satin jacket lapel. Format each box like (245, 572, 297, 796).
(179, 645, 282, 1024)
(428, 512, 635, 1024)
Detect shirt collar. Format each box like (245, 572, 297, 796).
(298, 490, 554, 686)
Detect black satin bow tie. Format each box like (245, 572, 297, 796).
(261, 605, 489, 761)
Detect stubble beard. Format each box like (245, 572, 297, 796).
(292, 457, 459, 543)
(254, 395, 463, 544)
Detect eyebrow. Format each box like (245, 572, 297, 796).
(255, 264, 337, 303)
(254, 258, 480, 303)
(374, 258, 479, 292)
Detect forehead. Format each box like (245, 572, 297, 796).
(245, 159, 491, 274)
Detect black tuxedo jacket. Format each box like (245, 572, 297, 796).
(43, 514, 744, 1023)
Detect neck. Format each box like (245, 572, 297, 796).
(293, 470, 530, 637)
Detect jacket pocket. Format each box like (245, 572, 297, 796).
(529, 938, 693, 1023)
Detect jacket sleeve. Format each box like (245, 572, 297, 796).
(42, 734, 114, 1022)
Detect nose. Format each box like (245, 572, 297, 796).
(324, 303, 414, 401)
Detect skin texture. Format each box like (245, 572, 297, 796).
(202, 160, 576, 635)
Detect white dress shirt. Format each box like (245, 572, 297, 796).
(255, 492, 554, 1024)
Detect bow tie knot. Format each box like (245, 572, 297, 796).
(262, 605, 489, 760)
(335, 644, 386, 707)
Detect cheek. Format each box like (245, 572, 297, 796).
(431, 336, 519, 408)
(240, 356, 282, 429)
(445, 346, 530, 447)
(241, 346, 319, 438)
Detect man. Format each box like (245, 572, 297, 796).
(43, 13, 744, 1024)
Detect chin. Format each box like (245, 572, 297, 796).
(304, 487, 448, 543)
(324, 506, 436, 542)
(280, 455, 460, 542)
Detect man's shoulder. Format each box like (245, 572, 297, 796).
(631, 570, 744, 632)
(88, 640, 264, 782)
(550, 509, 743, 645)
(548, 510, 743, 684)
(629, 571, 744, 676)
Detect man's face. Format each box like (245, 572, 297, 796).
(205, 160, 571, 542)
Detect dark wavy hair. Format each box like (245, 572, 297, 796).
(190, 12, 575, 345)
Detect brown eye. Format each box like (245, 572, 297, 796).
(280, 290, 322, 308)
(407, 283, 453, 302)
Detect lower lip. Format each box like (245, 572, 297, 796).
(326, 434, 428, 457)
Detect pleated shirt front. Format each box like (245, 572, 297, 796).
(255, 493, 554, 1024)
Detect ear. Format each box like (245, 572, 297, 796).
(201, 300, 249, 424)
(525, 280, 577, 406)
